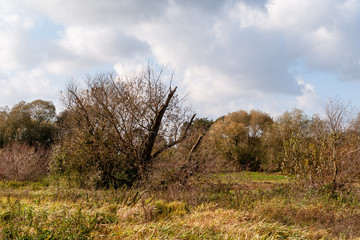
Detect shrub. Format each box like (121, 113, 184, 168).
(0, 143, 49, 181)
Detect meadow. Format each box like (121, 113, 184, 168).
(1, 172, 360, 239)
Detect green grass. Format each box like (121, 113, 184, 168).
(0, 172, 359, 239)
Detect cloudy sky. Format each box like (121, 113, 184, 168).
(1, 0, 360, 118)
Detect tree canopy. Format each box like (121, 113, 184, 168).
(0, 100, 57, 148)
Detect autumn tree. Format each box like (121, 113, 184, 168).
(209, 110, 273, 171)
(54, 66, 195, 188)
(0, 100, 57, 148)
(278, 99, 360, 191)
(264, 108, 310, 172)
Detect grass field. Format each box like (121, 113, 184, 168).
(0, 172, 360, 239)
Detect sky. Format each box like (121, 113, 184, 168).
(1, 0, 360, 119)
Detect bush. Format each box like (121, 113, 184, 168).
(0, 143, 49, 181)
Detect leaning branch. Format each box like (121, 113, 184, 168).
(151, 114, 196, 159)
(140, 87, 178, 169)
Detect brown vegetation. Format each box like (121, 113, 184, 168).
(2, 66, 360, 238)
(279, 99, 360, 191)
(0, 143, 49, 181)
(208, 110, 273, 171)
(53, 66, 195, 188)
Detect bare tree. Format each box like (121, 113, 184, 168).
(324, 98, 359, 190)
(55, 66, 195, 188)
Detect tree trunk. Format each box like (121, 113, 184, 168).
(180, 135, 203, 186)
(140, 87, 177, 175)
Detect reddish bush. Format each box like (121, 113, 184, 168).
(0, 143, 49, 181)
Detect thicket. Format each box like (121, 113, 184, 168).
(279, 99, 360, 191)
(0, 66, 359, 194)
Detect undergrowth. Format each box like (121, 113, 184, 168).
(0, 172, 359, 239)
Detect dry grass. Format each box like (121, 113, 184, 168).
(0, 172, 360, 239)
(113, 203, 327, 239)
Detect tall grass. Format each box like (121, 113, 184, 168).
(1, 172, 360, 239)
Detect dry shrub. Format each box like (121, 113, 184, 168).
(0, 143, 49, 181)
(145, 131, 234, 192)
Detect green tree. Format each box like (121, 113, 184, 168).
(0, 100, 57, 148)
(25, 99, 56, 122)
(0, 107, 9, 148)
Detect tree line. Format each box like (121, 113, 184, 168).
(1, 66, 360, 192)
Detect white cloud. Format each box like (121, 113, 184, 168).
(183, 65, 264, 103)
(58, 27, 149, 62)
(1, 0, 360, 117)
(295, 79, 322, 113)
(0, 12, 32, 71)
(114, 59, 147, 77)
(231, 0, 360, 82)
(0, 69, 58, 106)
(40, 26, 151, 75)
(17, 0, 169, 27)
